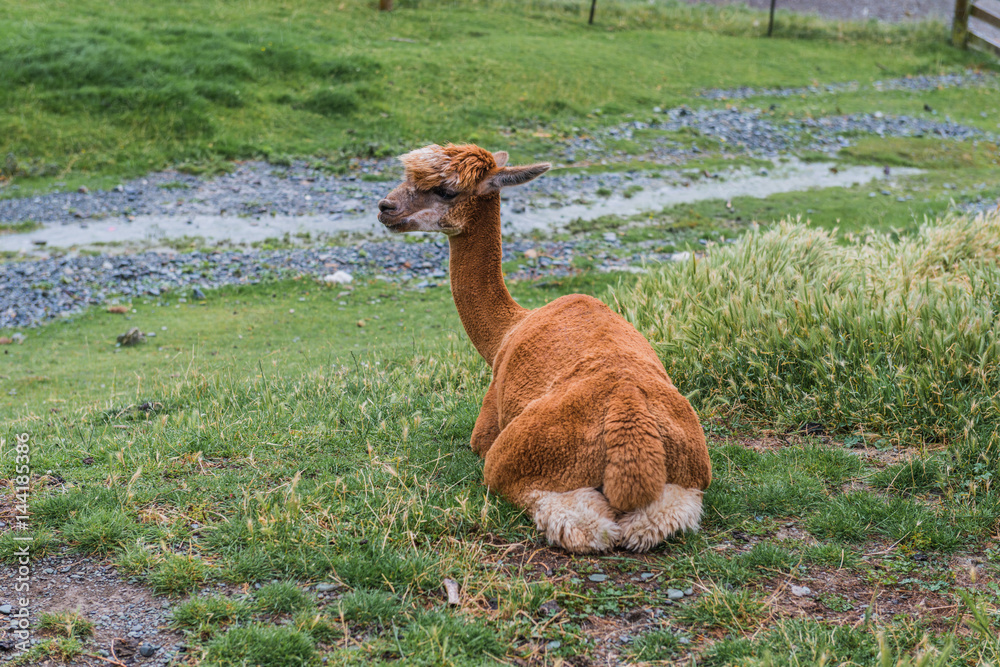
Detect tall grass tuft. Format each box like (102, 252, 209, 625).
(614, 212, 1000, 447)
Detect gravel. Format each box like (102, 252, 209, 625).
(0, 163, 385, 227)
(0, 238, 678, 329)
(554, 106, 989, 166)
(0, 555, 184, 666)
(699, 71, 999, 100)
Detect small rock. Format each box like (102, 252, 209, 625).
(117, 328, 146, 346)
(323, 270, 353, 284)
(791, 585, 811, 597)
(315, 583, 337, 593)
(588, 574, 608, 583)
(78, 186, 89, 194)
(684, 587, 693, 596)
(545, 640, 562, 651)
(0, 605, 12, 615)
(667, 588, 685, 600)
(640, 572, 655, 581)
(139, 644, 157, 657)
(191, 287, 207, 301)
(537, 600, 562, 617)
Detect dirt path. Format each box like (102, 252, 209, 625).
(679, 0, 954, 23)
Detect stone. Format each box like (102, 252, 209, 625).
(588, 574, 608, 583)
(117, 328, 145, 346)
(666, 588, 685, 600)
(323, 270, 353, 285)
(791, 585, 811, 597)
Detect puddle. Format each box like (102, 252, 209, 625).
(0, 160, 918, 255)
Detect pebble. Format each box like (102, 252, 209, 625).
(588, 574, 608, 582)
(666, 588, 685, 600)
(791, 585, 812, 597)
(0, 604, 11, 615)
(323, 270, 354, 284)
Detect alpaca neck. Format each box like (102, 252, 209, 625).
(448, 192, 527, 364)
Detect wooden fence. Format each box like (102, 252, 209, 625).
(954, 0, 1000, 57)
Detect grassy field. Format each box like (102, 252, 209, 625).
(3, 1, 1000, 665)
(4, 218, 1000, 665)
(0, 0, 995, 195)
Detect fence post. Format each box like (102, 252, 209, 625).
(767, 0, 777, 36)
(953, 0, 969, 47)
(589, 0, 597, 25)
(379, 0, 392, 11)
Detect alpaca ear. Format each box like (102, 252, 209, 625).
(492, 151, 509, 168)
(484, 163, 551, 191)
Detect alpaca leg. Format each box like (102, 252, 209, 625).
(618, 484, 703, 553)
(482, 399, 618, 553)
(525, 487, 620, 554)
(470, 381, 501, 457)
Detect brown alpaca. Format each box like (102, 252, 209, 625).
(378, 144, 711, 553)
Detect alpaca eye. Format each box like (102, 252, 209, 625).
(433, 187, 458, 200)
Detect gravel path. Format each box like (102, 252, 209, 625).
(1, 84, 996, 331)
(0, 554, 184, 665)
(678, 0, 954, 23)
(1, 105, 989, 229)
(0, 239, 680, 330)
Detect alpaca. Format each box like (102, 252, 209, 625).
(377, 144, 711, 553)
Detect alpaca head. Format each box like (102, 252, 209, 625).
(378, 143, 550, 235)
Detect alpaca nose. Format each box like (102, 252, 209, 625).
(378, 199, 397, 213)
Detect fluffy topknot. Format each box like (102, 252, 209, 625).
(399, 143, 497, 191)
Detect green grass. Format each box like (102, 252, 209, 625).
(202, 625, 316, 667)
(615, 213, 1000, 447)
(36, 611, 95, 640)
(0, 220, 42, 234)
(0, 0, 993, 193)
(3, 255, 999, 663)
